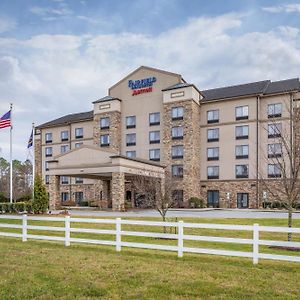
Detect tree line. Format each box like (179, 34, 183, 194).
(0, 157, 32, 202)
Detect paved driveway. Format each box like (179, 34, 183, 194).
(53, 208, 300, 219)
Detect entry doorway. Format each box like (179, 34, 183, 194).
(207, 190, 219, 208)
(237, 193, 249, 208)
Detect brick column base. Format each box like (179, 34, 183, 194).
(49, 175, 60, 210)
(111, 172, 125, 211)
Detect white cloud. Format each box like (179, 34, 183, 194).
(262, 3, 300, 13)
(29, 5, 73, 17)
(1, 13, 300, 161)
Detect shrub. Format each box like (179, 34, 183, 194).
(33, 175, 49, 213)
(271, 201, 282, 209)
(294, 202, 300, 210)
(189, 197, 206, 208)
(61, 200, 76, 207)
(0, 192, 8, 202)
(262, 201, 271, 209)
(17, 194, 32, 202)
(78, 201, 89, 207)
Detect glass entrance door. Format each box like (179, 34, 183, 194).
(207, 190, 219, 208)
(237, 193, 249, 208)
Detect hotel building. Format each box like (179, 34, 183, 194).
(35, 66, 300, 210)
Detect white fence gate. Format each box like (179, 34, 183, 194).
(0, 215, 300, 264)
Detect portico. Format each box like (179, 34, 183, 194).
(47, 145, 165, 211)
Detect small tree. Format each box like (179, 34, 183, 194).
(260, 97, 300, 241)
(33, 175, 49, 214)
(132, 173, 176, 232)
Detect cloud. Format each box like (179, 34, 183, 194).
(29, 5, 73, 17)
(0, 17, 16, 33)
(262, 3, 300, 13)
(1, 13, 300, 161)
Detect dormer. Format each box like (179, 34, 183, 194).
(162, 82, 203, 105)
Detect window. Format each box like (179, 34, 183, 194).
(172, 145, 184, 159)
(100, 117, 110, 129)
(61, 131, 69, 142)
(268, 164, 281, 178)
(207, 110, 219, 124)
(126, 151, 136, 158)
(207, 166, 219, 179)
(235, 145, 249, 159)
(75, 192, 84, 204)
(172, 190, 184, 206)
(126, 133, 136, 146)
(268, 103, 282, 118)
(75, 128, 83, 139)
(61, 145, 69, 154)
(235, 106, 249, 120)
(237, 193, 249, 208)
(45, 175, 49, 185)
(100, 134, 110, 147)
(172, 165, 183, 178)
(75, 142, 83, 148)
(149, 149, 160, 161)
(207, 128, 219, 142)
(45, 147, 52, 157)
(236, 125, 249, 140)
(149, 112, 160, 126)
(207, 190, 219, 208)
(61, 192, 69, 202)
(171, 126, 184, 140)
(61, 176, 69, 184)
(172, 107, 184, 120)
(126, 116, 136, 129)
(207, 147, 219, 161)
(268, 123, 282, 138)
(45, 133, 52, 143)
(268, 143, 282, 158)
(75, 177, 83, 184)
(149, 131, 160, 144)
(235, 165, 249, 178)
(45, 161, 49, 171)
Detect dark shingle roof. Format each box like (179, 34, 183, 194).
(92, 96, 121, 104)
(37, 111, 93, 129)
(201, 80, 270, 101)
(264, 78, 300, 95)
(201, 78, 300, 101)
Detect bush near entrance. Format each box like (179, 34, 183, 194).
(189, 197, 206, 208)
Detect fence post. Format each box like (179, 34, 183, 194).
(116, 218, 121, 252)
(178, 221, 184, 258)
(253, 223, 259, 265)
(65, 216, 70, 247)
(22, 214, 27, 242)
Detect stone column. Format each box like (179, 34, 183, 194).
(49, 175, 60, 210)
(111, 172, 125, 211)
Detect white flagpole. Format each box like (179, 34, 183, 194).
(9, 103, 13, 204)
(32, 122, 35, 201)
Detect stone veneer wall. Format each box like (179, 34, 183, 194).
(93, 111, 121, 154)
(34, 133, 42, 177)
(200, 180, 258, 208)
(162, 99, 201, 203)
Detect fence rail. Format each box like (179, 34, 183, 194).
(0, 215, 299, 264)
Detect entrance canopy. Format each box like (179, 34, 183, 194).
(48, 145, 165, 179)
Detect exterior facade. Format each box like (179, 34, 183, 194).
(35, 66, 300, 210)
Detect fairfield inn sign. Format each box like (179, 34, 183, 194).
(128, 76, 156, 96)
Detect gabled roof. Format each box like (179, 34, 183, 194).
(162, 82, 193, 91)
(201, 80, 270, 101)
(92, 96, 121, 104)
(37, 111, 93, 129)
(108, 65, 183, 92)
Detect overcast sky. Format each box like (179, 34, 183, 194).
(0, 0, 300, 161)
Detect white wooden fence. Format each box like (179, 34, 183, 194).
(0, 215, 300, 264)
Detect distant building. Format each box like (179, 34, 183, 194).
(35, 66, 300, 210)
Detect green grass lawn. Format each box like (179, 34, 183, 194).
(0, 216, 300, 299)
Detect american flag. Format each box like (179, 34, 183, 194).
(0, 110, 12, 129)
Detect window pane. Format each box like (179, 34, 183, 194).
(126, 116, 136, 127)
(100, 117, 110, 128)
(207, 128, 219, 139)
(172, 107, 184, 118)
(126, 151, 136, 158)
(149, 112, 160, 125)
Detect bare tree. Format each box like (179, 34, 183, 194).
(260, 97, 300, 241)
(131, 172, 180, 231)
